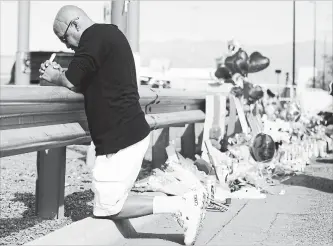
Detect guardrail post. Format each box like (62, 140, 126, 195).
(181, 123, 196, 159)
(169, 124, 184, 152)
(36, 147, 66, 219)
(168, 123, 196, 159)
(231, 96, 249, 135)
(195, 123, 204, 155)
(227, 95, 238, 137)
(151, 128, 169, 169)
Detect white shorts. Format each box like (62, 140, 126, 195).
(92, 133, 150, 216)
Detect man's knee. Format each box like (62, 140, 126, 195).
(93, 213, 122, 220)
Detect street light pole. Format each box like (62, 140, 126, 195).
(111, 0, 127, 34)
(312, 1, 317, 88)
(103, 2, 111, 24)
(323, 35, 326, 89)
(292, 1, 296, 86)
(127, 0, 140, 53)
(292, 1, 296, 99)
(127, 0, 141, 87)
(15, 0, 31, 85)
(275, 69, 282, 97)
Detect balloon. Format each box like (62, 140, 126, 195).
(227, 39, 241, 55)
(224, 53, 238, 75)
(248, 52, 270, 73)
(214, 66, 232, 80)
(242, 81, 253, 99)
(250, 133, 276, 162)
(267, 89, 276, 98)
(225, 49, 249, 76)
(235, 49, 249, 76)
(248, 85, 264, 103)
(242, 81, 263, 104)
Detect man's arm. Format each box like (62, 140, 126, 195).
(41, 28, 110, 90)
(65, 31, 111, 90)
(58, 70, 78, 91)
(39, 63, 80, 92)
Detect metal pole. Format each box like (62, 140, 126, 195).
(322, 36, 326, 89)
(275, 69, 282, 98)
(312, 1, 317, 88)
(127, 0, 140, 87)
(291, 1, 296, 100)
(292, 1, 296, 86)
(104, 2, 111, 24)
(15, 0, 31, 85)
(127, 0, 140, 53)
(111, 0, 127, 33)
(277, 73, 281, 97)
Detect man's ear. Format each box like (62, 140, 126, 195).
(73, 19, 80, 31)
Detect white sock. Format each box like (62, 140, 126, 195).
(153, 196, 184, 214)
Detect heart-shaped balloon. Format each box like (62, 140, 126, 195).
(248, 52, 270, 73)
(225, 49, 249, 76)
(214, 66, 232, 80)
(248, 85, 264, 103)
(224, 52, 238, 75)
(242, 81, 263, 104)
(242, 81, 254, 100)
(267, 89, 276, 98)
(235, 49, 249, 76)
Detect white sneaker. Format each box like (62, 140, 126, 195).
(175, 190, 207, 246)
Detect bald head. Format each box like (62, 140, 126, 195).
(53, 5, 95, 50)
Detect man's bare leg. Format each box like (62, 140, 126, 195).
(95, 195, 186, 220)
(88, 139, 207, 245)
(94, 192, 206, 246)
(107, 195, 154, 219)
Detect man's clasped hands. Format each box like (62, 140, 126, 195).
(39, 59, 63, 85)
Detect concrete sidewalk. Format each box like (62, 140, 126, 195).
(114, 160, 333, 246)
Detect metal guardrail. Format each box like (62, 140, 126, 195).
(0, 85, 228, 219)
(0, 85, 245, 245)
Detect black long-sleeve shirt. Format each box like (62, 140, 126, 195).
(65, 24, 150, 156)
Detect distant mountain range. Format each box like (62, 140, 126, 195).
(1, 40, 332, 86)
(140, 40, 332, 84)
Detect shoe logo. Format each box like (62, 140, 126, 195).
(194, 194, 199, 206)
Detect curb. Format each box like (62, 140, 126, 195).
(25, 192, 166, 246)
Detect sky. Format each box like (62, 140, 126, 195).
(0, 0, 332, 55)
